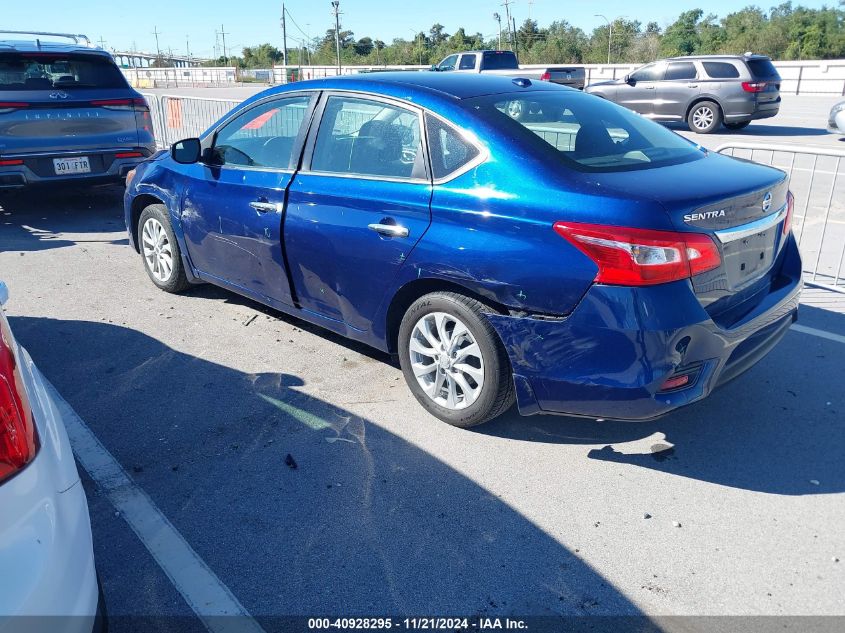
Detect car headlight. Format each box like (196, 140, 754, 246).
(831, 102, 845, 116)
(125, 168, 136, 187)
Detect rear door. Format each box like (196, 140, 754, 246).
(179, 93, 317, 307)
(616, 62, 665, 116)
(0, 52, 141, 155)
(653, 61, 700, 120)
(284, 93, 431, 331)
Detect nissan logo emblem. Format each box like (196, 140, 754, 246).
(762, 192, 772, 213)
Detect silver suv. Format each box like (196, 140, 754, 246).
(585, 54, 781, 134)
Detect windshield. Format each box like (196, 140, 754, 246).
(747, 58, 780, 81)
(0, 53, 129, 90)
(467, 91, 705, 173)
(481, 51, 519, 70)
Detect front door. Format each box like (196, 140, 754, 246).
(180, 94, 316, 307)
(617, 61, 666, 117)
(285, 93, 432, 331)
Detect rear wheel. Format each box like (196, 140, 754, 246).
(398, 292, 515, 428)
(724, 121, 751, 131)
(138, 204, 190, 293)
(687, 101, 722, 134)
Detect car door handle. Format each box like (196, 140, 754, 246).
(687, 83, 699, 88)
(368, 223, 409, 238)
(249, 201, 282, 214)
(644, 85, 656, 89)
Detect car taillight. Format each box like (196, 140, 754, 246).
(0, 317, 38, 484)
(91, 98, 149, 112)
(0, 159, 24, 166)
(553, 221, 722, 286)
(783, 190, 794, 236)
(539, 71, 551, 82)
(742, 81, 767, 93)
(0, 102, 28, 114)
(115, 151, 143, 159)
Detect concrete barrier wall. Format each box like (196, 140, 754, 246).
(123, 60, 845, 95)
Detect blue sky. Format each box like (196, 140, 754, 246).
(2, 0, 835, 58)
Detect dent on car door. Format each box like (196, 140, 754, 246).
(179, 93, 317, 307)
(284, 93, 432, 333)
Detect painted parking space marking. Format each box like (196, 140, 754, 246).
(42, 377, 266, 633)
(791, 323, 845, 345)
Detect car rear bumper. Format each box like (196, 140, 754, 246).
(486, 235, 802, 421)
(724, 101, 780, 123)
(0, 148, 153, 188)
(0, 353, 98, 628)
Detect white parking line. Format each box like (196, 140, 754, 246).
(791, 323, 845, 345)
(42, 378, 266, 633)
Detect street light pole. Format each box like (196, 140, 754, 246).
(331, 1, 341, 73)
(595, 14, 611, 64)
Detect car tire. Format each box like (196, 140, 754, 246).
(687, 101, 722, 134)
(138, 204, 190, 293)
(724, 121, 751, 131)
(398, 292, 515, 428)
(506, 99, 528, 121)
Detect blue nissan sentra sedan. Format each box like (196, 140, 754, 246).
(124, 73, 801, 427)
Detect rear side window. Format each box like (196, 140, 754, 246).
(747, 58, 780, 80)
(212, 96, 310, 169)
(425, 115, 481, 180)
(481, 51, 519, 70)
(459, 55, 476, 70)
(665, 62, 697, 81)
(0, 53, 128, 90)
(311, 96, 423, 179)
(702, 62, 740, 79)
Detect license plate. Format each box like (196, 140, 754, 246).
(53, 156, 91, 175)
(723, 228, 776, 286)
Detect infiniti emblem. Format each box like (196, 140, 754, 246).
(49, 91, 69, 99)
(762, 192, 772, 212)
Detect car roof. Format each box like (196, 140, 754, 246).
(274, 71, 561, 101)
(665, 54, 771, 62)
(0, 34, 106, 56)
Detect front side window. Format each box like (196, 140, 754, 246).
(425, 115, 481, 180)
(211, 96, 311, 169)
(438, 55, 458, 72)
(311, 96, 423, 179)
(468, 91, 704, 172)
(630, 63, 665, 83)
(665, 62, 697, 81)
(0, 53, 127, 90)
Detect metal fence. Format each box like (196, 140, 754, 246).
(141, 93, 240, 148)
(716, 142, 845, 293)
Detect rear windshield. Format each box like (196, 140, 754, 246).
(0, 53, 128, 90)
(467, 91, 704, 173)
(481, 51, 519, 70)
(747, 58, 780, 80)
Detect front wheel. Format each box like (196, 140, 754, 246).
(398, 292, 515, 428)
(138, 204, 190, 293)
(687, 101, 722, 134)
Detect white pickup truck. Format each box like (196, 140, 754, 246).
(432, 50, 585, 90)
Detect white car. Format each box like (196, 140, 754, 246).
(0, 281, 101, 631)
(828, 101, 845, 133)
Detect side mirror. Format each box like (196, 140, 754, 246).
(430, 64, 438, 72)
(624, 74, 635, 85)
(0, 280, 8, 307)
(171, 138, 202, 164)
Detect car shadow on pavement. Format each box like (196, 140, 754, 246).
(482, 304, 844, 496)
(664, 122, 830, 137)
(11, 316, 656, 625)
(0, 185, 128, 252)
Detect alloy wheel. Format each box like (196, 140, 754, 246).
(692, 106, 714, 130)
(409, 312, 485, 410)
(141, 217, 174, 282)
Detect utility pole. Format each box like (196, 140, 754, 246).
(217, 24, 229, 65)
(331, 1, 342, 73)
(493, 13, 502, 50)
(152, 26, 161, 58)
(214, 31, 220, 61)
(97, 36, 106, 49)
(512, 16, 518, 60)
(501, 0, 514, 50)
(281, 3, 288, 66)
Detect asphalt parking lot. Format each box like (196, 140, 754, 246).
(1, 95, 844, 631)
